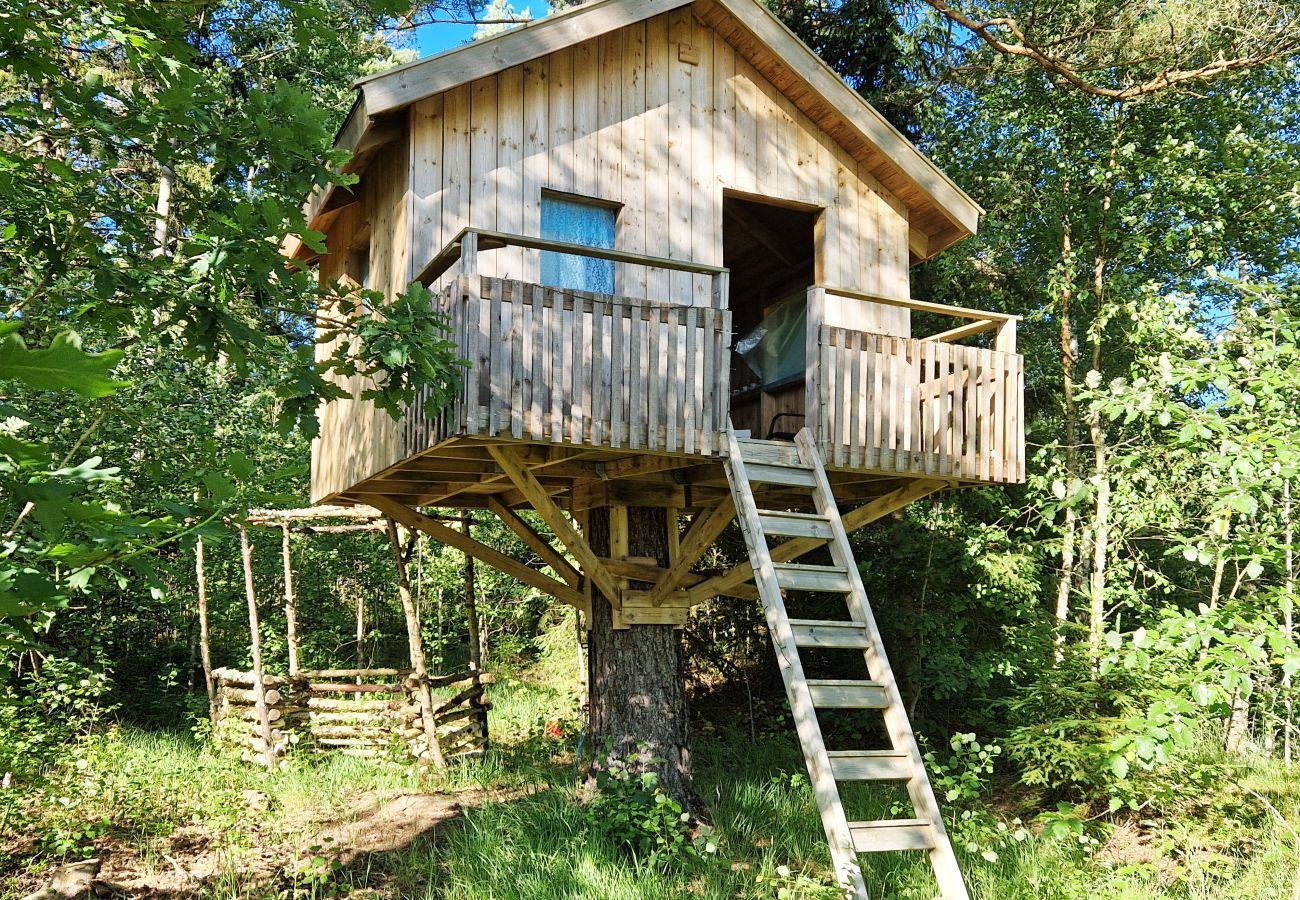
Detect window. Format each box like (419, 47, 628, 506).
(540, 193, 617, 293)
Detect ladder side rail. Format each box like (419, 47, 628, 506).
(723, 425, 868, 900)
(793, 428, 970, 900)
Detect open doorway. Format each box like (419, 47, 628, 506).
(722, 193, 820, 439)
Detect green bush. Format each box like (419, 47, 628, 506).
(583, 744, 716, 870)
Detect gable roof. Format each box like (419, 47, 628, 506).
(315, 0, 981, 261)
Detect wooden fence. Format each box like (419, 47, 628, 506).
(402, 274, 733, 459)
(212, 667, 491, 765)
(811, 326, 1025, 483)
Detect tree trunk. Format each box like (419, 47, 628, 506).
(281, 524, 300, 677)
(196, 533, 215, 720)
(1284, 479, 1294, 766)
(386, 518, 445, 768)
(585, 505, 699, 811)
(1055, 193, 1081, 655)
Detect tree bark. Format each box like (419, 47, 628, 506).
(281, 524, 300, 677)
(1284, 479, 1294, 766)
(462, 512, 482, 670)
(195, 533, 215, 720)
(585, 505, 699, 811)
(1055, 192, 1081, 657)
(386, 518, 445, 768)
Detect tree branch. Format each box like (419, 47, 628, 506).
(921, 0, 1300, 100)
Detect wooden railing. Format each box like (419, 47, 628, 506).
(403, 230, 733, 459)
(806, 287, 1024, 483)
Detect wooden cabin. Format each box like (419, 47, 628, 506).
(290, 1, 1022, 896)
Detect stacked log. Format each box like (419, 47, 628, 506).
(212, 668, 305, 763)
(210, 667, 494, 765)
(425, 671, 495, 760)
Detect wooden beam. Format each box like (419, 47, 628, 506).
(356, 0, 687, 116)
(684, 479, 951, 603)
(485, 495, 582, 588)
(599, 557, 760, 603)
(927, 319, 996, 343)
(723, 203, 796, 267)
(822, 284, 1020, 324)
(366, 496, 588, 614)
(488, 446, 625, 610)
(644, 503, 736, 606)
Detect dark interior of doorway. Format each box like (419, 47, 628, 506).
(722, 194, 819, 438)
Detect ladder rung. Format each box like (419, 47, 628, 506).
(774, 564, 852, 592)
(849, 819, 935, 853)
(789, 619, 870, 649)
(757, 510, 833, 539)
(735, 438, 801, 467)
(827, 750, 913, 781)
(806, 679, 889, 709)
(744, 462, 816, 488)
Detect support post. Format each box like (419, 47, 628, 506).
(386, 517, 445, 769)
(196, 533, 215, 720)
(281, 523, 300, 678)
(239, 523, 277, 770)
(462, 512, 482, 671)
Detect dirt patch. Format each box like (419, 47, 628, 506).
(314, 788, 479, 861)
(76, 787, 495, 898)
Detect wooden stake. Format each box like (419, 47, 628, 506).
(386, 517, 445, 769)
(462, 512, 482, 671)
(239, 523, 276, 769)
(196, 533, 215, 720)
(281, 523, 300, 678)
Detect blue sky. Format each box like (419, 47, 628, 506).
(412, 3, 554, 58)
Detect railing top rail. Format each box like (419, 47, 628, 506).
(417, 227, 730, 287)
(819, 283, 1022, 324)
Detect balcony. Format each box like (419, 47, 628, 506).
(314, 228, 1023, 505)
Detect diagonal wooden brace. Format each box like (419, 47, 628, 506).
(488, 445, 625, 611)
(368, 496, 589, 615)
(684, 478, 952, 604)
(644, 502, 735, 607)
(485, 496, 582, 588)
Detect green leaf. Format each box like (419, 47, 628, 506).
(0, 330, 128, 398)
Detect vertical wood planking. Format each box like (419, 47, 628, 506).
(620, 21, 648, 300)
(666, 8, 693, 306)
(409, 97, 443, 285)
(644, 14, 671, 304)
(496, 67, 524, 279)
(628, 303, 644, 449)
(690, 14, 715, 306)
(530, 283, 544, 440)
(522, 59, 548, 281)
(548, 48, 574, 195)
(572, 38, 599, 198)
(470, 76, 498, 262)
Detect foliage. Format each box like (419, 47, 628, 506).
(584, 744, 715, 870)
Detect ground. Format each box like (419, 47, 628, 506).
(2, 674, 1297, 900)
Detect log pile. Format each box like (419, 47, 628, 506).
(211, 666, 492, 765)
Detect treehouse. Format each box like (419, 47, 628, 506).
(289, 1, 1023, 897)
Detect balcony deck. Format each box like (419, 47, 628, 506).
(312, 229, 1023, 510)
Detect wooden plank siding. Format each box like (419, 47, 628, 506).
(404, 11, 911, 319)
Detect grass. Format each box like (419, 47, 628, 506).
(2, 674, 1298, 899)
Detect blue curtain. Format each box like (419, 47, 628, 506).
(540, 195, 616, 293)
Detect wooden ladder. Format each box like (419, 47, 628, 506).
(722, 424, 969, 900)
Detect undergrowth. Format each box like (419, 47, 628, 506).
(1, 675, 1296, 899)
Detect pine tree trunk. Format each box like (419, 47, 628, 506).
(585, 505, 699, 811)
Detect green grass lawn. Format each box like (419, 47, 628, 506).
(2, 674, 1297, 899)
